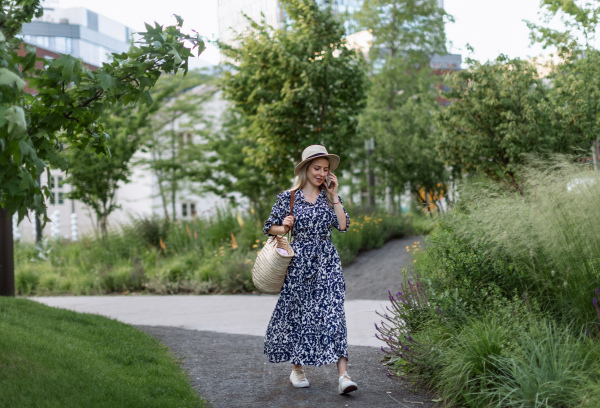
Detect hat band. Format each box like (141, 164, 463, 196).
(306, 152, 327, 160)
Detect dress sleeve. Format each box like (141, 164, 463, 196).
(263, 192, 290, 236)
(332, 195, 350, 233)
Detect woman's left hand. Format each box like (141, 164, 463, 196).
(326, 172, 339, 195)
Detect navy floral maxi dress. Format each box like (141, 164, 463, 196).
(263, 188, 350, 366)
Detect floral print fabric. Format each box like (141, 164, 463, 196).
(263, 188, 350, 366)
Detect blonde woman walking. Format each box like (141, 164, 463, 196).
(263, 145, 358, 395)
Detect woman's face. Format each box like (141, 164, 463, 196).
(306, 158, 330, 189)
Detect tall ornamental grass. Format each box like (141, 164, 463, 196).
(377, 157, 600, 407)
(450, 157, 600, 327)
(15, 206, 407, 296)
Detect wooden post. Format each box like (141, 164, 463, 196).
(0, 206, 15, 297)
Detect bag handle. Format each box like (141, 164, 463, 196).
(287, 190, 296, 239)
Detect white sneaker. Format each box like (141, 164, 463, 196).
(290, 366, 309, 388)
(338, 372, 358, 394)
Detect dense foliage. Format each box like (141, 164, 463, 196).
(437, 56, 555, 194)
(357, 0, 450, 210)
(378, 158, 600, 407)
(437, 1, 600, 194)
(219, 0, 367, 193)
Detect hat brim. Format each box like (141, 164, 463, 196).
(294, 154, 340, 175)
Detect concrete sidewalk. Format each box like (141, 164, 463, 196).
(33, 295, 390, 348)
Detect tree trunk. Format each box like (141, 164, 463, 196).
(172, 176, 176, 222)
(99, 214, 108, 243)
(385, 171, 392, 212)
(36, 175, 42, 242)
(368, 170, 376, 209)
(171, 119, 177, 221)
(0, 206, 15, 296)
(593, 138, 599, 171)
(35, 214, 42, 242)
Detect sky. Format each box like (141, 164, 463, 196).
(54, 0, 554, 67)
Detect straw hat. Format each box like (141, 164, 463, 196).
(294, 145, 340, 175)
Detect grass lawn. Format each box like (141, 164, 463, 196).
(0, 298, 206, 408)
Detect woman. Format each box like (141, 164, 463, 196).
(263, 145, 358, 395)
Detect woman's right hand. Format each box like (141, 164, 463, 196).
(282, 215, 295, 232)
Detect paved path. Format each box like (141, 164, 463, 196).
(344, 235, 423, 300)
(137, 327, 436, 408)
(35, 295, 388, 348)
(33, 236, 435, 407)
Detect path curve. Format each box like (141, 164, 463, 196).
(344, 235, 424, 300)
(34, 236, 435, 407)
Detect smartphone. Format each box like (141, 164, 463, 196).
(325, 172, 332, 188)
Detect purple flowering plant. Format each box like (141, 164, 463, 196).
(375, 276, 442, 381)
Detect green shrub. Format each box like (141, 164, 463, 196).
(98, 261, 146, 293)
(15, 206, 405, 295)
(378, 156, 600, 407)
(129, 215, 170, 250)
(449, 158, 600, 327)
(15, 264, 41, 296)
(404, 211, 437, 235)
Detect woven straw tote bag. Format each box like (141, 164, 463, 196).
(252, 190, 296, 295)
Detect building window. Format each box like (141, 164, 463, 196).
(49, 175, 65, 205)
(181, 202, 196, 219)
(50, 192, 64, 205)
(87, 10, 99, 31)
(178, 132, 193, 149)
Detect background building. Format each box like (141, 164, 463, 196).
(218, 0, 284, 55)
(20, 5, 131, 67)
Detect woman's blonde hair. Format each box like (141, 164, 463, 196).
(289, 159, 334, 207)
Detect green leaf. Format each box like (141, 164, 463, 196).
(140, 90, 153, 106)
(18, 140, 36, 159)
(96, 72, 117, 90)
(19, 174, 32, 191)
(5, 106, 27, 137)
(0, 68, 27, 90)
(167, 49, 182, 65)
(61, 57, 77, 82)
(174, 14, 183, 27)
(196, 38, 206, 57)
(33, 158, 46, 173)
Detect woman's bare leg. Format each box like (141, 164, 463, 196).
(336, 357, 348, 377)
